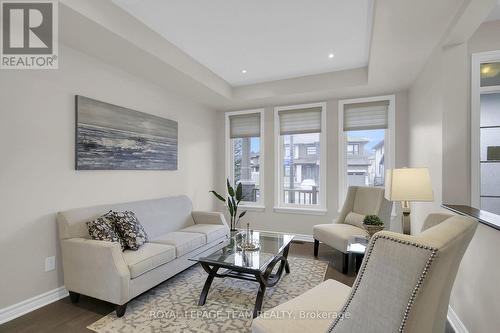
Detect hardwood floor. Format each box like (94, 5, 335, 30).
(0, 241, 453, 333)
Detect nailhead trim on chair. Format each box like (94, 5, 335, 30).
(326, 234, 438, 333)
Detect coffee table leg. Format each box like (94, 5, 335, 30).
(198, 263, 219, 306)
(253, 279, 267, 318)
(355, 254, 363, 273)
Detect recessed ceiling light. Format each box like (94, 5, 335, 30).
(328, 53, 335, 59)
(241, 69, 247, 74)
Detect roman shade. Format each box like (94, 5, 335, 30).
(229, 113, 261, 138)
(279, 107, 322, 135)
(344, 100, 389, 131)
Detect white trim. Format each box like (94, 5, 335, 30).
(239, 204, 265, 212)
(274, 108, 280, 210)
(274, 102, 327, 211)
(447, 306, 469, 333)
(291, 234, 314, 242)
(338, 95, 396, 209)
(471, 51, 500, 209)
(0, 286, 68, 324)
(252, 228, 314, 242)
(273, 206, 328, 216)
(225, 108, 265, 206)
(479, 85, 500, 93)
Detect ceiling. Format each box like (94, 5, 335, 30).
(112, 0, 374, 86)
(60, 0, 497, 110)
(485, 0, 500, 21)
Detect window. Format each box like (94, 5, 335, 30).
(274, 103, 326, 213)
(338, 96, 395, 208)
(347, 144, 359, 155)
(225, 109, 264, 207)
(307, 145, 317, 155)
(471, 51, 500, 216)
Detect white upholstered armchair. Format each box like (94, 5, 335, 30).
(252, 213, 478, 333)
(313, 186, 392, 273)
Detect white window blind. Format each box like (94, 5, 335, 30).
(279, 107, 322, 135)
(229, 113, 261, 138)
(344, 101, 389, 131)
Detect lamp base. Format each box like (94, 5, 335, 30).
(402, 212, 411, 235)
(402, 201, 411, 235)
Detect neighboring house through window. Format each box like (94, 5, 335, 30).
(225, 109, 264, 207)
(338, 96, 395, 208)
(274, 103, 327, 214)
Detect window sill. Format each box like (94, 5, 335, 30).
(273, 207, 327, 216)
(239, 205, 265, 212)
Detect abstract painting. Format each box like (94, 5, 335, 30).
(75, 96, 178, 170)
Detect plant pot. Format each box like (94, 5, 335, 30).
(364, 224, 384, 238)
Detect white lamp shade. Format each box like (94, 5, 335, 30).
(385, 168, 434, 202)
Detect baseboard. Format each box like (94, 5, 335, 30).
(292, 233, 314, 242)
(0, 286, 68, 325)
(252, 228, 314, 242)
(447, 306, 469, 333)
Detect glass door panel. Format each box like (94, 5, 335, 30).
(480, 91, 500, 213)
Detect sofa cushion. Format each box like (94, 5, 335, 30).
(180, 224, 229, 243)
(86, 213, 126, 251)
(344, 211, 366, 229)
(110, 211, 149, 250)
(313, 223, 367, 252)
(57, 196, 194, 240)
(150, 231, 206, 257)
(252, 279, 351, 333)
(122, 243, 176, 279)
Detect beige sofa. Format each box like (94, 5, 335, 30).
(253, 213, 477, 333)
(57, 195, 229, 317)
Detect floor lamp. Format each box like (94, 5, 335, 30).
(385, 168, 434, 235)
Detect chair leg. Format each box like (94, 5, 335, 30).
(314, 239, 319, 257)
(342, 253, 349, 274)
(116, 303, 127, 317)
(68, 291, 80, 304)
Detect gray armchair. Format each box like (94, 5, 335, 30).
(252, 213, 478, 333)
(313, 186, 392, 273)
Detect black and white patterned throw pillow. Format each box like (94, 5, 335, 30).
(110, 211, 148, 251)
(86, 212, 127, 251)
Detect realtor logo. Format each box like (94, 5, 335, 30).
(1, 0, 58, 69)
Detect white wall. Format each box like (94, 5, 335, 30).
(408, 20, 500, 333)
(216, 92, 408, 236)
(408, 45, 447, 229)
(0, 45, 218, 309)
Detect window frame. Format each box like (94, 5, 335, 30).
(274, 102, 327, 215)
(471, 50, 500, 210)
(225, 108, 265, 210)
(338, 95, 396, 210)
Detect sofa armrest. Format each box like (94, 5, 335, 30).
(60, 238, 130, 305)
(192, 211, 229, 228)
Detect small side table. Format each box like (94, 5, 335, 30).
(346, 235, 369, 274)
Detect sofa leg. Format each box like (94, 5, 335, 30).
(313, 239, 319, 257)
(116, 303, 127, 317)
(69, 291, 80, 304)
(342, 253, 349, 274)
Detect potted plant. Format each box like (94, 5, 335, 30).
(363, 215, 384, 238)
(210, 179, 247, 232)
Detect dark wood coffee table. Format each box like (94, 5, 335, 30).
(190, 231, 294, 318)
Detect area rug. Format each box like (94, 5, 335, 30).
(88, 256, 328, 333)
